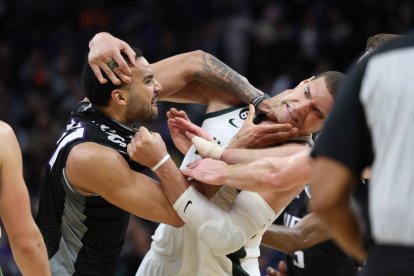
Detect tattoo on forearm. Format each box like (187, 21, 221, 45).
(193, 53, 262, 103)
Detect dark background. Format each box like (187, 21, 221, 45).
(0, 0, 412, 274)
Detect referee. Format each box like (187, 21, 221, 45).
(310, 33, 414, 276)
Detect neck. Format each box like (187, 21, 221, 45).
(98, 104, 127, 125)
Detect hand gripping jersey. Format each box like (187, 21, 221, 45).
(36, 102, 144, 275)
(275, 187, 358, 276)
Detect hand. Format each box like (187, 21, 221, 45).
(166, 108, 199, 154)
(88, 32, 136, 85)
(228, 105, 298, 149)
(256, 92, 287, 121)
(167, 109, 214, 141)
(127, 127, 168, 168)
(181, 158, 227, 185)
(185, 134, 223, 160)
(266, 261, 287, 276)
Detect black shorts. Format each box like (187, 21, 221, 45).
(359, 244, 414, 276)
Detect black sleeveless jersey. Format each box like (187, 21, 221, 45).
(275, 187, 358, 276)
(36, 102, 145, 275)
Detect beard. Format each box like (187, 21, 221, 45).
(125, 97, 158, 125)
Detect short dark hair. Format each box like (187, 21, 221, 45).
(81, 48, 143, 107)
(366, 33, 402, 52)
(314, 71, 345, 100)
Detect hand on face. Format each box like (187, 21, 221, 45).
(181, 158, 227, 185)
(88, 32, 136, 85)
(228, 104, 298, 149)
(127, 126, 168, 168)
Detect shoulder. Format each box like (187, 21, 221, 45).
(68, 142, 124, 167)
(0, 121, 15, 140)
(66, 142, 129, 194)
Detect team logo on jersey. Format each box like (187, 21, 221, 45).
(239, 108, 249, 119)
(228, 108, 249, 128)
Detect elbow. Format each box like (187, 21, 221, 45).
(11, 233, 46, 259)
(172, 219, 185, 228)
(262, 172, 288, 191)
(183, 50, 208, 78)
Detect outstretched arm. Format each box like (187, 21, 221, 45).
(88, 32, 278, 119)
(261, 212, 332, 254)
(182, 149, 311, 193)
(0, 121, 51, 276)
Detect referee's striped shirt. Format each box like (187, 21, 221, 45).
(312, 34, 414, 246)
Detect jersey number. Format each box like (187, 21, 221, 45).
(293, 250, 305, 269)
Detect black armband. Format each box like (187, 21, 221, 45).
(251, 93, 270, 109)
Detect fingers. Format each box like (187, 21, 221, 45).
(89, 62, 108, 84)
(265, 266, 279, 276)
(278, 261, 287, 273)
(184, 131, 195, 140)
(185, 159, 201, 169)
(120, 41, 136, 66)
(246, 104, 256, 123)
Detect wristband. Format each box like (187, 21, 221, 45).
(151, 154, 171, 171)
(251, 93, 270, 109)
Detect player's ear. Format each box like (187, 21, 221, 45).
(299, 76, 316, 85)
(112, 90, 128, 105)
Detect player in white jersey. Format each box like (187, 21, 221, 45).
(135, 72, 343, 276)
(137, 105, 271, 276)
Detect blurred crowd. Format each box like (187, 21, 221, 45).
(0, 0, 412, 274)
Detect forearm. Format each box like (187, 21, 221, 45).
(218, 159, 279, 192)
(315, 202, 366, 263)
(221, 145, 307, 164)
(193, 51, 263, 104)
(261, 224, 300, 254)
(9, 225, 51, 276)
(155, 158, 191, 204)
(192, 180, 222, 199)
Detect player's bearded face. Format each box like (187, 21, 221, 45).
(126, 94, 158, 125)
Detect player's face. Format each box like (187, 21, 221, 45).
(125, 57, 161, 124)
(274, 77, 333, 136)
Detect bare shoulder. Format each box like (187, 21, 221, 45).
(0, 121, 15, 140)
(0, 121, 20, 159)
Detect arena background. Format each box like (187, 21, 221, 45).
(0, 0, 413, 274)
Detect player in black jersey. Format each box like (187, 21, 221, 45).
(263, 187, 358, 276)
(36, 48, 188, 275)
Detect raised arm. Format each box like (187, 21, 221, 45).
(261, 212, 332, 254)
(0, 121, 51, 276)
(88, 32, 277, 119)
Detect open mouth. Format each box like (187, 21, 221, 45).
(152, 92, 159, 105)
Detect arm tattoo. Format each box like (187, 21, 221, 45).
(192, 52, 263, 103)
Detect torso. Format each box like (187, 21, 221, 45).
(36, 102, 144, 275)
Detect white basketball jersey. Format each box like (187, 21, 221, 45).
(137, 105, 274, 276)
